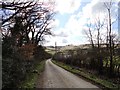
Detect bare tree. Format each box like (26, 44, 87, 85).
(1, 0, 55, 88)
(104, 1, 114, 77)
(2, 1, 36, 25)
(94, 15, 105, 74)
(84, 22, 95, 48)
(1, 0, 55, 46)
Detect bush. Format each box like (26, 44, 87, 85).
(2, 42, 52, 88)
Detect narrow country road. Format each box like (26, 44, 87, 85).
(36, 59, 101, 89)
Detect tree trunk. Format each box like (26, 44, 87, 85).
(99, 56, 103, 75)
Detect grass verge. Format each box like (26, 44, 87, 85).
(19, 60, 45, 88)
(52, 60, 119, 90)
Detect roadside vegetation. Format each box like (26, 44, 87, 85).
(52, 60, 119, 90)
(1, 0, 54, 88)
(19, 60, 45, 88)
(52, 45, 120, 89)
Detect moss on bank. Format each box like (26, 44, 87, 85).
(19, 60, 45, 88)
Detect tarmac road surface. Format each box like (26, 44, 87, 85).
(36, 59, 101, 89)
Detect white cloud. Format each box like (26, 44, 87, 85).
(44, 0, 119, 46)
(65, 15, 84, 36)
(55, 0, 81, 14)
(45, 35, 70, 46)
(62, 39, 68, 43)
(49, 19, 59, 28)
(47, 14, 87, 46)
(81, 0, 118, 22)
(54, 28, 68, 37)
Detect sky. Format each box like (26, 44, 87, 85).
(43, 0, 120, 46)
(2, 0, 119, 46)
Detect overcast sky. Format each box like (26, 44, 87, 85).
(44, 0, 119, 46)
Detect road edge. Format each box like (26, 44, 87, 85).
(51, 60, 117, 90)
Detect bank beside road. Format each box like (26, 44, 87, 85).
(19, 60, 45, 88)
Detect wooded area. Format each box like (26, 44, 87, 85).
(1, 0, 54, 88)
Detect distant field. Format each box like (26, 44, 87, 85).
(45, 44, 120, 53)
(45, 48, 56, 55)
